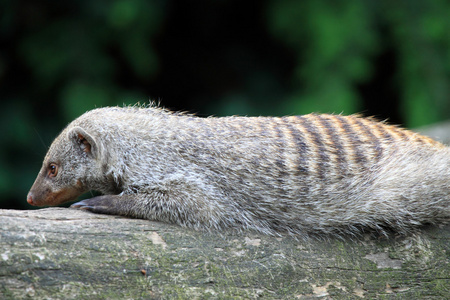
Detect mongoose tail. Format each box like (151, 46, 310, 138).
(27, 107, 450, 236)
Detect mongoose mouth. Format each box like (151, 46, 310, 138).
(27, 187, 83, 207)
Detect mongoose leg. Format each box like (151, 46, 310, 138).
(71, 195, 135, 216)
(70, 190, 243, 230)
(71, 194, 168, 219)
(71, 192, 213, 229)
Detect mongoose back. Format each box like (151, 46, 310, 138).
(27, 106, 450, 237)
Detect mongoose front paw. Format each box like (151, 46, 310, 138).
(70, 196, 117, 215)
(70, 199, 94, 210)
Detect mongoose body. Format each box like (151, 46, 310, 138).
(27, 106, 450, 237)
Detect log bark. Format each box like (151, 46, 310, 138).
(0, 208, 448, 299)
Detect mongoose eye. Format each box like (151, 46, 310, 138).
(48, 163, 58, 178)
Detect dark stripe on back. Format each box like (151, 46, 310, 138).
(317, 115, 348, 177)
(352, 117, 384, 159)
(273, 120, 288, 172)
(333, 115, 368, 170)
(373, 121, 395, 142)
(297, 115, 329, 180)
(281, 117, 309, 176)
(388, 125, 409, 141)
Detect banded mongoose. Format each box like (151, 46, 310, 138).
(27, 106, 450, 237)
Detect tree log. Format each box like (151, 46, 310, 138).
(0, 208, 449, 299)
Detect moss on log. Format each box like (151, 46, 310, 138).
(0, 208, 449, 299)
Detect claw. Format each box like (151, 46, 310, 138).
(70, 201, 96, 212)
(80, 206, 95, 211)
(70, 200, 89, 208)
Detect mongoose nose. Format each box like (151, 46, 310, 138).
(27, 193, 34, 205)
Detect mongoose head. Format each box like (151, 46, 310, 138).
(27, 126, 105, 206)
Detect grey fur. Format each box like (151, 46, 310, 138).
(27, 106, 450, 237)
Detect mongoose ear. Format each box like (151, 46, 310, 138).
(68, 126, 103, 160)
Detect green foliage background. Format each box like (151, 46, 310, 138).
(1, 0, 449, 208)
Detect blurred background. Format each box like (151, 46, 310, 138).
(1, 0, 449, 209)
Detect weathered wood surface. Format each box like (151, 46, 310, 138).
(0, 208, 448, 299)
